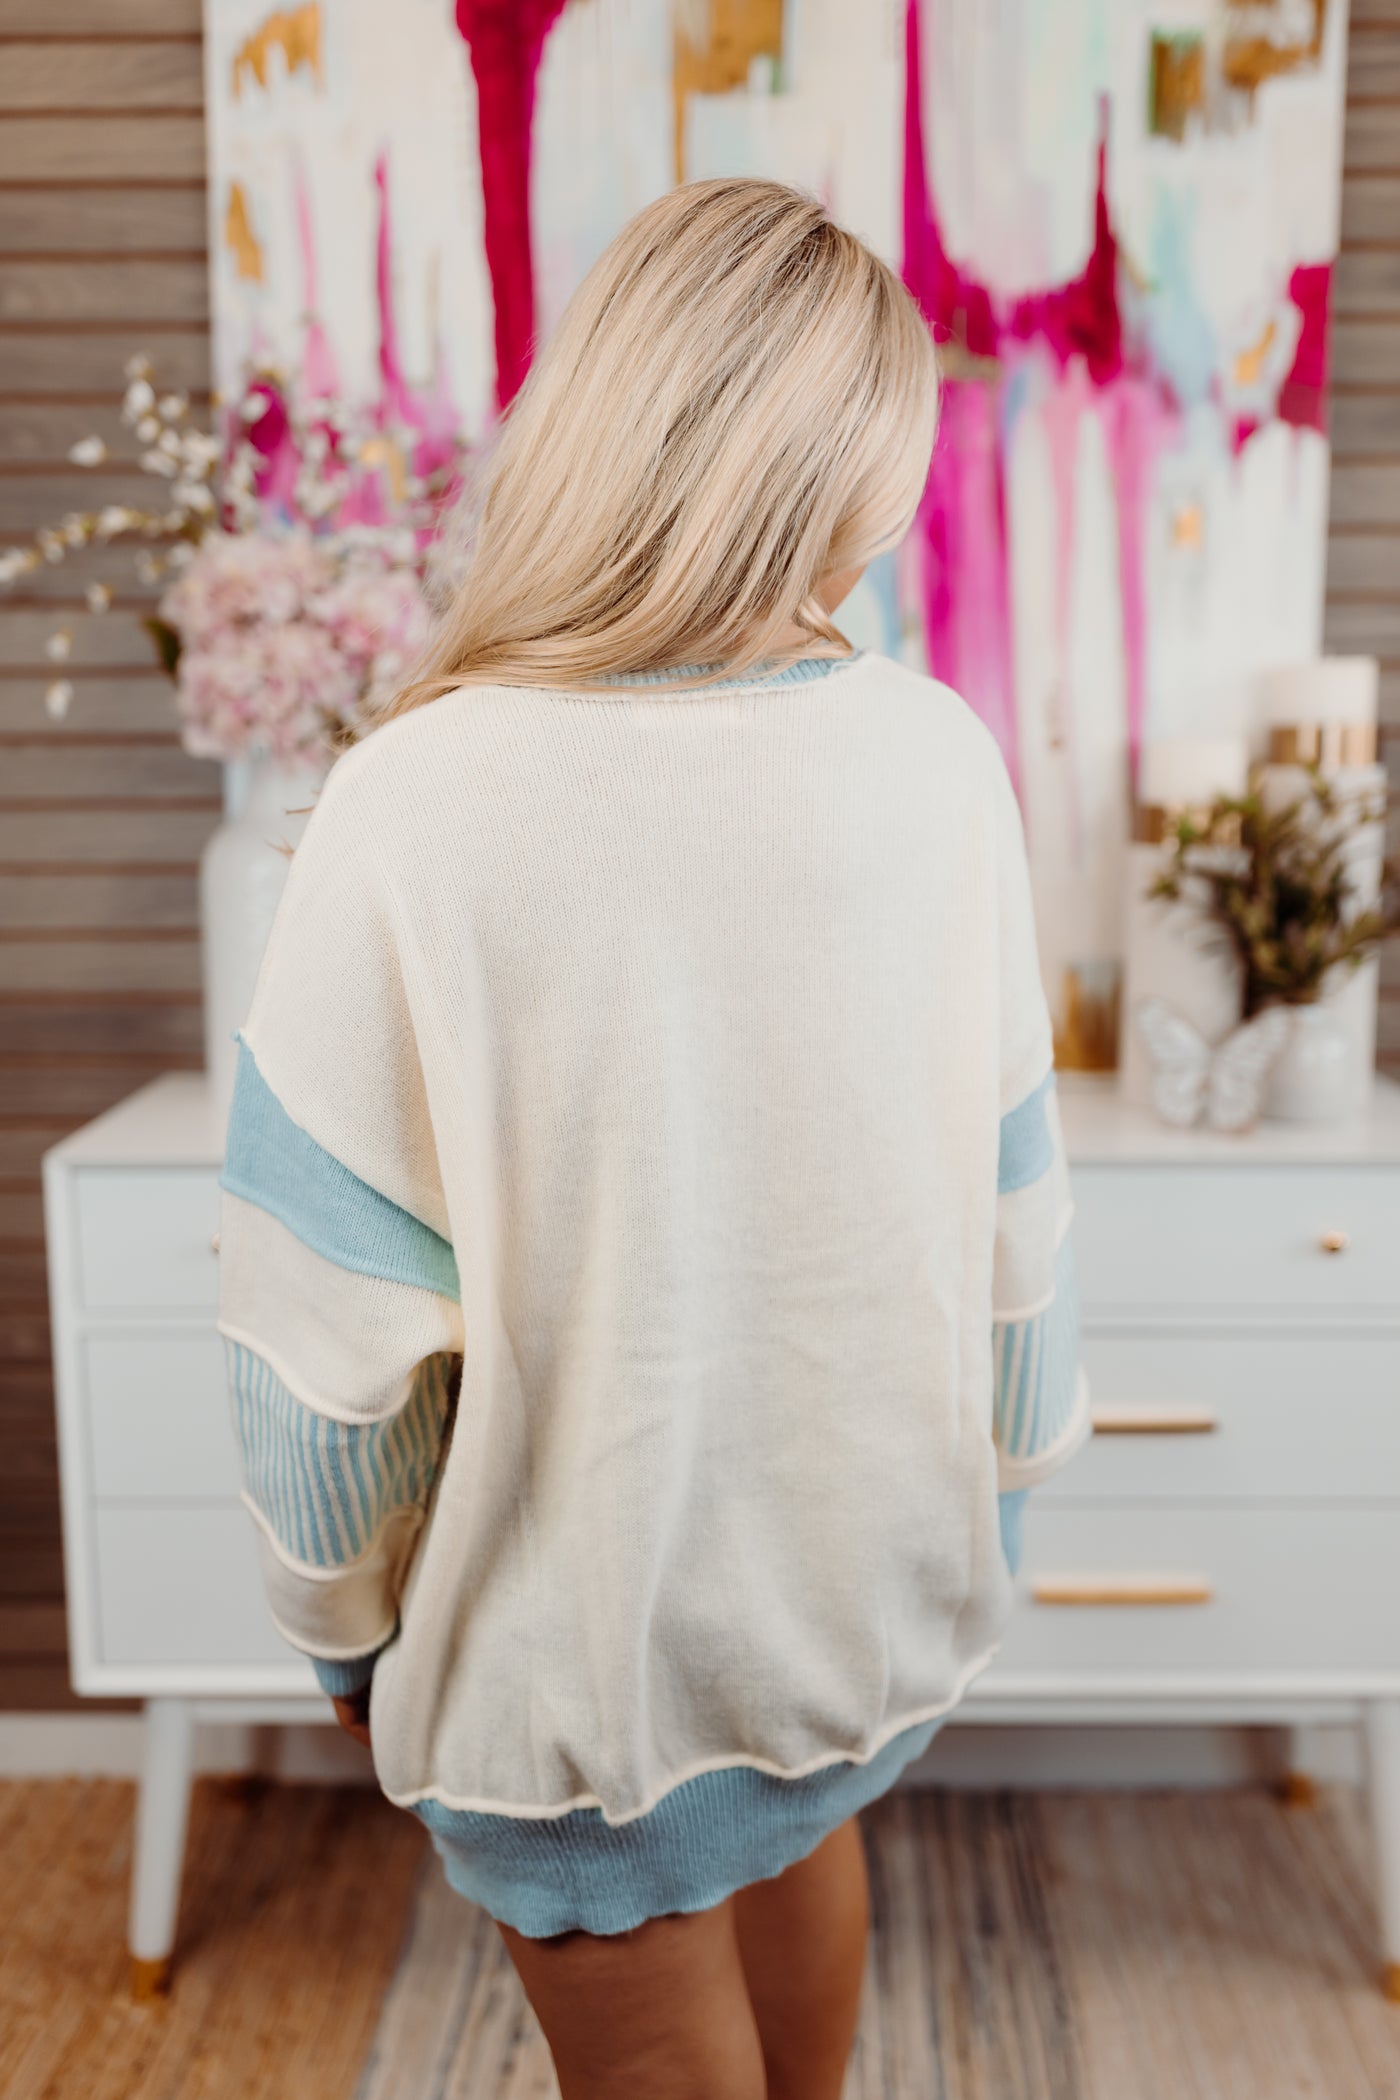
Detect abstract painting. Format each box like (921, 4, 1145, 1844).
(203, 0, 1350, 1064)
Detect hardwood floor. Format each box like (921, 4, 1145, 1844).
(0, 1776, 423, 2100)
(2, 1777, 1397, 2099)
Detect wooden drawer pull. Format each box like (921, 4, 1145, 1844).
(1033, 1574, 1214, 1607)
(1319, 1229, 1349, 1255)
(1091, 1405, 1218, 1435)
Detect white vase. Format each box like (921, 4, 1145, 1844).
(200, 755, 325, 1136)
(1262, 1001, 1356, 1125)
(1256, 757, 1386, 1110)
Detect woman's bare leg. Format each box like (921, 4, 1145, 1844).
(731, 1817, 870, 2100)
(498, 1900, 767, 2100)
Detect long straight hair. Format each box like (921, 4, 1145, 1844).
(382, 178, 939, 715)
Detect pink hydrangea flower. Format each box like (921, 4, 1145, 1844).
(159, 528, 433, 762)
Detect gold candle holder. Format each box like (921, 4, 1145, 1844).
(1267, 721, 1377, 769)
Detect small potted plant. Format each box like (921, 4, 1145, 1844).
(1152, 773, 1399, 1121)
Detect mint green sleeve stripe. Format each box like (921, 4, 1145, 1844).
(221, 1035, 460, 1302)
(991, 1230, 1080, 1463)
(227, 1341, 454, 1571)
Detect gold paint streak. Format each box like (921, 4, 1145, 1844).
(1170, 501, 1203, 550)
(1053, 964, 1121, 1073)
(232, 3, 324, 100)
(1223, 0, 1327, 94)
(1233, 317, 1276, 388)
(1149, 33, 1206, 142)
(359, 437, 407, 508)
(935, 343, 1002, 384)
(224, 180, 264, 284)
(673, 0, 784, 186)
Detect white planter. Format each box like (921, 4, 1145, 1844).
(1263, 1001, 1357, 1125)
(1119, 842, 1243, 1109)
(200, 756, 325, 1136)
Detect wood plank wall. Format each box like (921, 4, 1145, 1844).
(1334, 0, 1400, 1073)
(0, 4, 1397, 1712)
(0, 0, 214, 1709)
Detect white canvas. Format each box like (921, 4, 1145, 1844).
(203, 0, 1349, 1057)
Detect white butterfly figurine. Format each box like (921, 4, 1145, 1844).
(1135, 1000, 1291, 1133)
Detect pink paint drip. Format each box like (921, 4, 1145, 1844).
(453, 0, 569, 411)
(1039, 360, 1090, 854)
(374, 152, 416, 431)
(295, 162, 341, 401)
(1277, 261, 1331, 436)
(1007, 117, 1122, 388)
(915, 382, 1019, 787)
(901, 0, 1018, 786)
(1099, 378, 1172, 792)
(242, 375, 301, 517)
(323, 151, 467, 529)
(902, 0, 1166, 795)
(1230, 261, 1332, 456)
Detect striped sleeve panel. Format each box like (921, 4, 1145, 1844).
(229, 1344, 453, 1571)
(218, 1036, 465, 1668)
(991, 1069, 1091, 1491)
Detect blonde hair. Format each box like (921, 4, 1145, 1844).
(383, 178, 939, 714)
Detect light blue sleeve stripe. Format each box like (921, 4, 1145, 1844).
(226, 1339, 455, 1572)
(998, 1490, 1029, 1575)
(221, 1036, 460, 1302)
(991, 1229, 1080, 1463)
(998, 1069, 1056, 1193)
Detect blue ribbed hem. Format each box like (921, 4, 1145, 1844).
(313, 1649, 382, 1697)
(412, 1713, 941, 1937)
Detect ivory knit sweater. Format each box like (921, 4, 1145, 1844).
(218, 650, 1088, 1826)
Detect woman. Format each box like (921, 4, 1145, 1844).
(218, 178, 1087, 2100)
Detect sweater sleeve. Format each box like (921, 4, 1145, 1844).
(216, 750, 465, 1673)
(989, 760, 1091, 1491)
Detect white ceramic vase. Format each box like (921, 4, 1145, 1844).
(200, 754, 325, 1136)
(1263, 1000, 1356, 1124)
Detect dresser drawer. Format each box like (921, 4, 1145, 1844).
(1073, 1166, 1400, 1315)
(994, 1506, 1400, 1681)
(93, 1505, 299, 1669)
(74, 1167, 221, 1313)
(84, 1329, 239, 1499)
(1035, 1331, 1400, 1504)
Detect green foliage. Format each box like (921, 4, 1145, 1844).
(1151, 770, 1399, 1016)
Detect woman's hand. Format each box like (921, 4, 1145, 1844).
(332, 1688, 373, 1750)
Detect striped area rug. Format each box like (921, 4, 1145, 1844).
(354, 1785, 1400, 2100)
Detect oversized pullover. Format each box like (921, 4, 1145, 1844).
(218, 650, 1088, 1824)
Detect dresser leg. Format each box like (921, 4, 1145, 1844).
(1364, 1699, 1400, 2002)
(1279, 1724, 1318, 1808)
(129, 1697, 195, 2001)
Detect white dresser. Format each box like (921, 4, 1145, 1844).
(44, 1070, 1400, 1996)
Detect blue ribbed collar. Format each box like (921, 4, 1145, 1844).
(597, 651, 863, 691)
